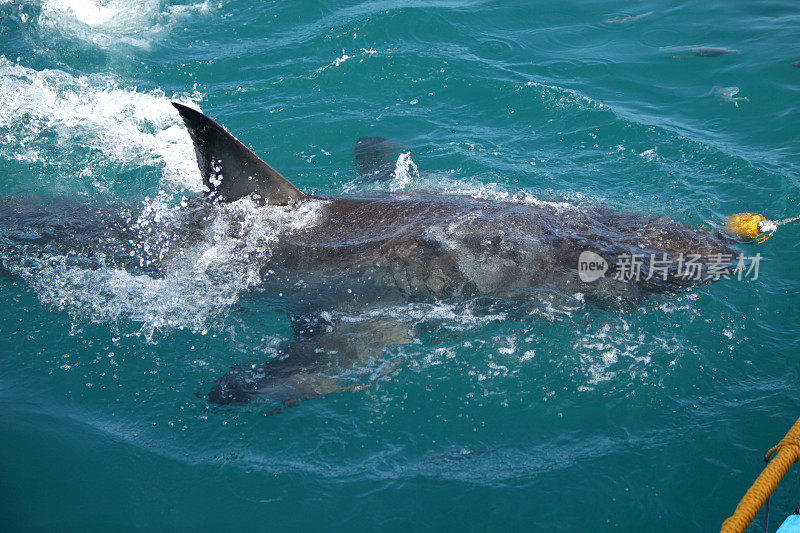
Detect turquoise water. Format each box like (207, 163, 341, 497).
(1, 0, 800, 530)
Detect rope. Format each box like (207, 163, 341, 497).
(721, 415, 800, 533)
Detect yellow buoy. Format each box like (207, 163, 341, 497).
(724, 212, 777, 244)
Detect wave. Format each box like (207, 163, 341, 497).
(0, 56, 202, 190)
(5, 0, 213, 49)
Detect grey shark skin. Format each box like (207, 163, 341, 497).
(169, 104, 740, 408)
(0, 103, 740, 410)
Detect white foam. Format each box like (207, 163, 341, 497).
(572, 317, 664, 388)
(0, 57, 202, 190)
(338, 301, 508, 331)
(638, 148, 659, 162)
(389, 152, 420, 191)
(9, 197, 327, 339)
(522, 80, 609, 112)
(318, 48, 379, 71)
(31, 0, 213, 49)
(434, 178, 582, 212)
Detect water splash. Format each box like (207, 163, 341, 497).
(389, 151, 420, 191)
(0, 56, 202, 190)
(3, 196, 327, 340)
(521, 80, 609, 112)
(32, 0, 213, 49)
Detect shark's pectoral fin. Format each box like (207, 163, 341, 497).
(205, 315, 414, 411)
(353, 136, 406, 182)
(172, 102, 307, 205)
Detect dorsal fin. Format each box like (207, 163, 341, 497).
(172, 102, 306, 205)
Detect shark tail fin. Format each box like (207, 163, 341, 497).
(172, 102, 307, 205)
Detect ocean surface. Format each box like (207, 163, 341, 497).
(1, 0, 799, 531)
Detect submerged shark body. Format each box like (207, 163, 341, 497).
(0, 103, 740, 409)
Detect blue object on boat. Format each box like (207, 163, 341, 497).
(776, 514, 800, 533)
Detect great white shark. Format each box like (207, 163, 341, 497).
(0, 102, 742, 410)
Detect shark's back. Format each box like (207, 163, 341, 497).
(170, 104, 740, 311)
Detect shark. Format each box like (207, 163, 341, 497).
(0, 102, 741, 410)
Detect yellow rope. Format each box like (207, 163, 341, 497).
(721, 415, 800, 533)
